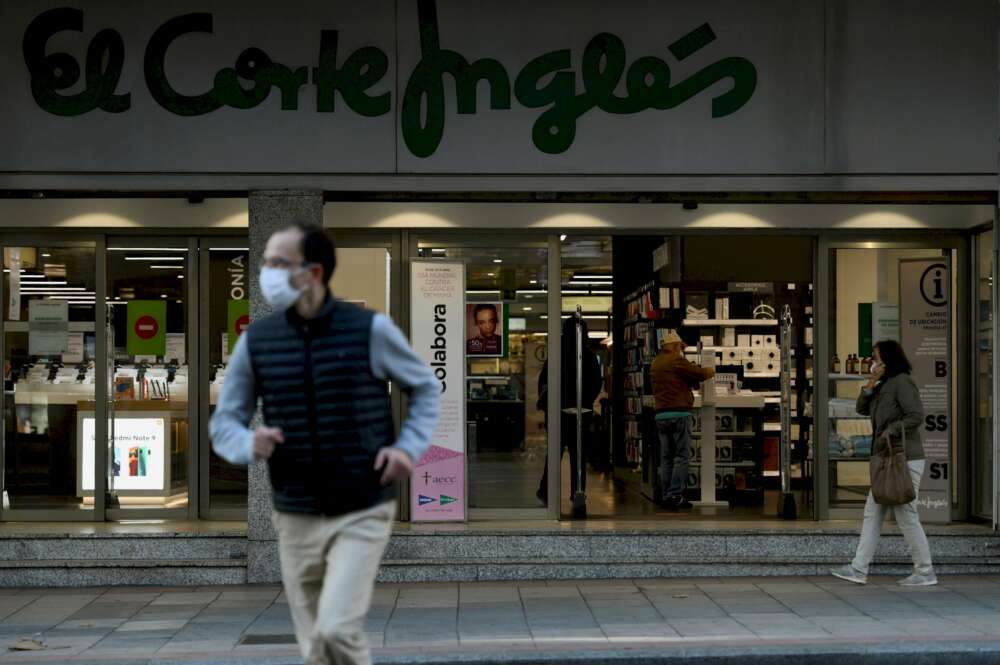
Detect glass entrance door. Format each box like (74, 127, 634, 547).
(818, 239, 962, 520)
(0, 242, 100, 520)
(200, 240, 250, 519)
(104, 239, 195, 519)
(413, 234, 557, 519)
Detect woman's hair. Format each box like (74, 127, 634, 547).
(874, 339, 912, 377)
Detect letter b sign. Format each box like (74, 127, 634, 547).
(935, 361, 948, 378)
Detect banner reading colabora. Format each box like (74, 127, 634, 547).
(409, 261, 466, 521)
(899, 258, 952, 523)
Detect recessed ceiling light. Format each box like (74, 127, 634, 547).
(493, 258, 502, 263)
(487, 273, 495, 277)
(523, 307, 532, 311)
(530, 280, 538, 284)
(559, 235, 567, 241)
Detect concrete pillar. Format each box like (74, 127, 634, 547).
(246, 190, 323, 583)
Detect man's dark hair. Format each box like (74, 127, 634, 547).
(473, 304, 498, 319)
(874, 339, 912, 377)
(281, 222, 337, 282)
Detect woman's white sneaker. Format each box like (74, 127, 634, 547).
(898, 572, 938, 586)
(831, 565, 868, 585)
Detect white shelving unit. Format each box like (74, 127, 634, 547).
(683, 319, 779, 327)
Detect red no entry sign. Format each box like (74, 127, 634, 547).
(134, 315, 159, 340)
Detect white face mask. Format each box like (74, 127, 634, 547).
(260, 266, 306, 310)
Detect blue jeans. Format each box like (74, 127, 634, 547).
(657, 416, 692, 500)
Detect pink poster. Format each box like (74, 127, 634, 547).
(411, 445, 465, 521)
(410, 262, 466, 521)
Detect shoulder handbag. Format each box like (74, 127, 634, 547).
(869, 423, 916, 506)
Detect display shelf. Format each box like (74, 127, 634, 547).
(682, 319, 778, 327)
(693, 432, 757, 439)
(829, 373, 868, 381)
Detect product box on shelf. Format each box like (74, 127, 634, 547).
(685, 292, 709, 320)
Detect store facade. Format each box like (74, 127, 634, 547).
(0, 0, 997, 555)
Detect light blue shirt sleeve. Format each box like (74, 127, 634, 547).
(370, 313, 440, 464)
(208, 333, 256, 466)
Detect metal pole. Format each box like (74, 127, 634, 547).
(572, 304, 587, 517)
(779, 304, 797, 519)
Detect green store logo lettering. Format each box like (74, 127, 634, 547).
(23, 1, 757, 158)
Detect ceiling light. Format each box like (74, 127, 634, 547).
(149, 265, 183, 269)
(560, 235, 567, 241)
(109, 248, 188, 252)
(125, 257, 184, 262)
(177, 275, 184, 279)
(466, 290, 500, 295)
(530, 280, 538, 284)
(41, 253, 51, 258)
(572, 275, 613, 280)
(18, 281, 67, 286)
(208, 248, 249, 252)
(160, 295, 167, 298)
(568, 281, 614, 286)
(487, 273, 495, 277)
(19, 287, 87, 292)
(523, 307, 533, 311)
(493, 258, 502, 263)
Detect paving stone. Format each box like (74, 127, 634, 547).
(808, 615, 909, 638)
(116, 618, 187, 632)
(150, 591, 220, 606)
(667, 617, 756, 639)
(731, 612, 831, 638)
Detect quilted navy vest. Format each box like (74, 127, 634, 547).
(246, 297, 395, 516)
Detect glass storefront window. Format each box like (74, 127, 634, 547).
(2, 246, 97, 515)
(975, 229, 994, 519)
(205, 247, 250, 513)
(416, 240, 549, 512)
(106, 244, 190, 513)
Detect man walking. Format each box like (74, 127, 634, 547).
(649, 332, 714, 510)
(210, 223, 439, 665)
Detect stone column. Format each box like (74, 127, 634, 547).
(246, 190, 323, 583)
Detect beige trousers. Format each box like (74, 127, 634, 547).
(273, 501, 396, 665)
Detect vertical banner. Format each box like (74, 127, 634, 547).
(410, 261, 466, 521)
(899, 258, 952, 522)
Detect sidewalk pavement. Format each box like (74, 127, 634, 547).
(2, 576, 1000, 664)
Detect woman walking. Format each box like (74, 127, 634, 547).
(831, 340, 937, 587)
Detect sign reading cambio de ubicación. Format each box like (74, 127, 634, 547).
(899, 258, 952, 523)
(409, 261, 465, 521)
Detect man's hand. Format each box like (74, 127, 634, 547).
(253, 426, 284, 460)
(374, 447, 413, 486)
